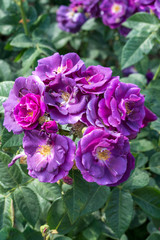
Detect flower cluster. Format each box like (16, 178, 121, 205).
(3, 52, 157, 186)
(56, 0, 160, 33)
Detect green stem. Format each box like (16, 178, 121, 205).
(19, 0, 29, 36)
(153, 64, 160, 81)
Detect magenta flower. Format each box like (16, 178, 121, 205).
(3, 75, 45, 134)
(76, 65, 113, 94)
(33, 52, 86, 84)
(14, 93, 45, 130)
(41, 120, 58, 134)
(23, 130, 76, 183)
(75, 127, 135, 186)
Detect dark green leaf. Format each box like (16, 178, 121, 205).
(14, 187, 40, 227)
(63, 171, 110, 223)
(149, 152, 160, 175)
(2, 129, 23, 148)
(105, 188, 133, 238)
(132, 187, 160, 219)
(130, 139, 154, 152)
(146, 232, 160, 240)
(7, 228, 25, 240)
(0, 151, 22, 188)
(0, 195, 13, 229)
(23, 226, 43, 240)
(151, 119, 160, 133)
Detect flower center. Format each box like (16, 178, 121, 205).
(37, 145, 52, 156)
(61, 91, 70, 102)
(96, 147, 111, 161)
(27, 110, 33, 117)
(56, 65, 66, 74)
(125, 102, 133, 115)
(112, 3, 122, 13)
(67, 10, 75, 19)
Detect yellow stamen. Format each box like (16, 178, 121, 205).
(37, 145, 51, 156)
(125, 102, 132, 115)
(56, 66, 66, 74)
(112, 4, 121, 13)
(27, 111, 33, 117)
(97, 148, 111, 161)
(61, 91, 70, 102)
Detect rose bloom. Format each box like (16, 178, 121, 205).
(56, 5, 87, 33)
(23, 130, 76, 183)
(14, 93, 45, 130)
(41, 120, 58, 134)
(33, 52, 86, 84)
(75, 127, 135, 186)
(100, 0, 136, 28)
(3, 75, 45, 134)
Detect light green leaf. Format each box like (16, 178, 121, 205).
(2, 129, 23, 148)
(130, 139, 154, 152)
(21, 48, 40, 75)
(121, 33, 155, 69)
(149, 152, 160, 175)
(63, 171, 110, 224)
(10, 34, 34, 48)
(132, 187, 160, 219)
(123, 12, 159, 30)
(105, 188, 133, 238)
(151, 118, 160, 133)
(0, 151, 22, 188)
(0, 81, 14, 113)
(14, 186, 40, 227)
(122, 169, 149, 190)
(0, 60, 11, 81)
(0, 195, 13, 229)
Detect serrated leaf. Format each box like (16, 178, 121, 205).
(2, 129, 23, 148)
(132, 187, 160, 219)
(31, 179, 61, 201)
(121, 33, 155, 69)
(14, 187, 40, 227)
(0, 195, 13, 229)
(0, 151, 22, 188)
(10, 34, 34, 48)
(149, 152, 160, 175)
(130, 139, 154, 152)
(63, 171, 110, 224)
(105, 188, 133, 238)
(0, 81, 14, 113)
(123, 12, 159, 30)
(122, 169, 149, 190)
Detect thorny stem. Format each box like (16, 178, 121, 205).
(19, 0, 29, 36)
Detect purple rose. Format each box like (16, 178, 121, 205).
(75, 127, 135, 186)
(98, 80, 146, 139)
(3, 75, 45, 134)
(23, 130, 76, 183)
(41, 121, 58, 133)
(76, 65, 113, 94)
(122, 66, 138, 77)
(44, 75, 89, 124)
(33, 52, 86, 84)
(56, 5, 87, 33)
(100, 0, 136, 28)
(14, 93, 45, 130)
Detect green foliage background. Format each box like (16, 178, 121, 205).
(0, 0, 160, 239)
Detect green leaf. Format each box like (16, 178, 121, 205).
(149, 152, 160, 175)
(121, 33, 155, 69)
(47, 198, 73, 234)
(0, 195, 13, 229)
(0, 228, 9, 240)
(120, 73, 147, 89)
(10, 34, 34, 48)
(130, 139, 154, 152)
(23, 226, 43, 240)
(146, 232, 160, 240)
(132, 187, 160, 219)
(2, 129, 23, 148)
(63, 171, 110, 224)
(81, 18, 97, 31)
(0, 81, 14, 113)
(0, 151, 22, 188)
(21, 48, 40, 75)
(14, 186, 40, 227)
(7, 228, 25, 240)
(31, 179, 61, 201)
(122, 169, 149, 190)
(105, 188, 133, 238)
(151, 118, 160, 133)
(0, 60, 11, 81)
(136, 153, 148, 168)
(123, 12, 159, 30)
